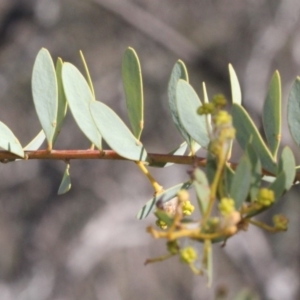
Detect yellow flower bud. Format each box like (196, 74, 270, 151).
(177, 189, 190, 202)
(197, 103, 215, 115)
(273, 214, 288, 231)
(218, 198, 235, 216)
(180, 246, 198, 264)
(156, 219, 168, 230)
(209, 140, 222, 156)
(219, 127, 236, 140)
(212, 94, 227, 107)
(213, 111, 232, 127)
(257, 188, 274, 206)
(182, 200, 195, 216)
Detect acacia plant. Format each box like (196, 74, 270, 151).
(0, 47, 299, 285)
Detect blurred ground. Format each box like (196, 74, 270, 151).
(0, 0, 300, 299)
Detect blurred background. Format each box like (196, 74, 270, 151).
(0, 0, 300, 299)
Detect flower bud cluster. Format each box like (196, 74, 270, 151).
(257, 188, 274, 206)
(180, 246, 198, 264)
(273, 214, 288, 231)
(177, 189, 195, 216)
(218, 198, 235, 216)
(213, 111, 232, 127)
(156, 219, 168, 230)
(197, 103, 215, 115)
(182, 200, 195, 216)
(212, 94, 227, 107)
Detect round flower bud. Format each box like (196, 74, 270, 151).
(156, 219, 168, 230)
(197, 103, 216, 115)
(212, 94, 227, 107)
(177, 189, 190, 202)
(257, 188, 274, 206)
(213, 111, 232, 127)
(182, 200, 195, 216)
(273, 214, 288, 231)
(180, 246, 198, 264)
(218, 198, 235, 216)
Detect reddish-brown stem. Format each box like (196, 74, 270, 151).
(0, 149, 298, 181)
(0, 149, 207, 164)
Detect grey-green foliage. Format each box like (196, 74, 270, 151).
(32, 48, 58, 150)
(1, 46, 300, 285)
(90, 101, 148, 161)
(232, 104, 277, 174)
(149, 142, 187, 168)
(122, 47, 144, 140)
(263, 71, 281, 157)
(0, 121, 24, 157)
(288, 77, 300, 148)
(54, 58, 68, 143)
(176, 80, 209, 148)
(230, 155, 252, 209)
(193, 168, 210, 215)
(0, 47, 298, 209)
(62, 62, 101, 149)
(58, 164, 71, 195)
(246, 144, 262, 202)
(168, 60, 191, 145)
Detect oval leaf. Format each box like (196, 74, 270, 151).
(278, 146, 296, 190)
(136, 181, 192, 219)
(269, 171, 286, 201)
(58, 164, 71, 195)
(222, 165, 235, 197)
(288, 77, 300, 149)
(246, 143, 262, 202)
(193, 168, 210, 215)
(149, 142, 187, 168)
(62, 63, 101, 149)
(228, 64, 242, 105)
(168, 60, 192, 145)
(0, 121, 24, 157)
(90, 101, 147, 161)
(206, 152, 217, 185)
(23, 130, 45, 151)
(53, 58, 68, 143)
(122, 47, 144, 139)
(176, 80, 209, 148)
(232, 103, 277, 174)
(79, 50, 95, 97)
(262, 175, 276, 183)
(263, 71, 281, 157)
(32, 48, 58, 150)
(230, 155, 252, 208)
(202, 82, 211, 128)
(228, 64, 241, 158)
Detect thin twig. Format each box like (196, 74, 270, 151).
(1, 149, 298, 180)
